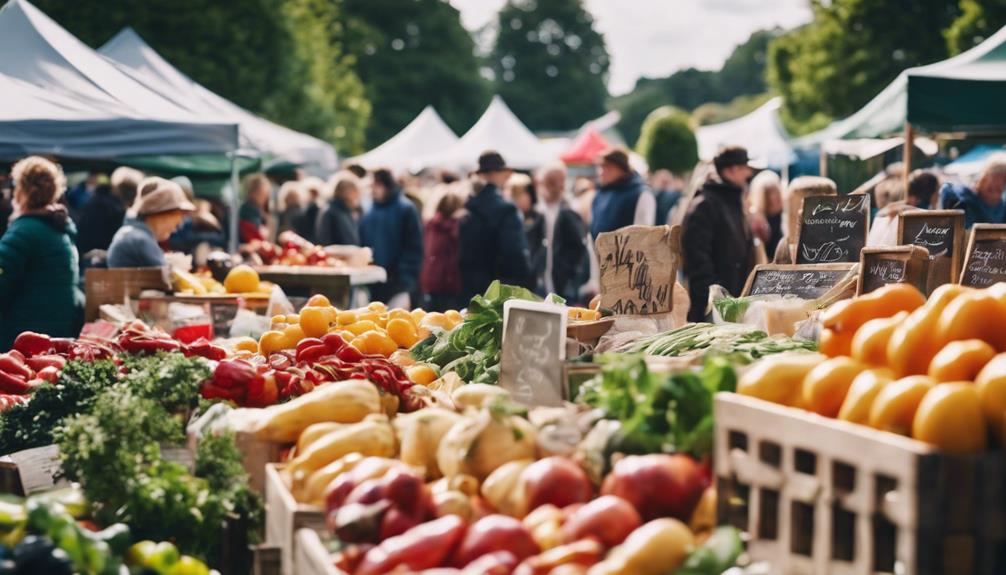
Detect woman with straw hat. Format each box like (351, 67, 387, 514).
(107, 177, 195, 268)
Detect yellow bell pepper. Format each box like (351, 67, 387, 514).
(911, 383, 987, 453)
(927, 339, 996, 383)
(886, 284, 970, 377)
(801, 357, 867, 417)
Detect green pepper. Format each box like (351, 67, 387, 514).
(677, 526, 743, 575)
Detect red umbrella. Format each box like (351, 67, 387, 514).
(560, 127, 610, 165)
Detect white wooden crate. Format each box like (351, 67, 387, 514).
(294, 528, 349, 575)
(264, 463, 327, 575)
(714, 392, 1006, 575)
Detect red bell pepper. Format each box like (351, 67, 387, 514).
(13, 332, 53, 357)
(200, 381, 246, 403)
(355, 515, 468, 575)
(0, 353, 33, 380)
(245, 373, 279, 407)
(25, 355, 66, 372)
(35, 366, 60, 384)
(184, 339, 227, 361)
(0, 371, 35, 394)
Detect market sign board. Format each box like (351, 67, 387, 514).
(961, 224, 1006, 288)
(595, 224, 681, 315)
(857, 246, 930, 295)
(499, 300, 567, 407)
(898, 209, 965, 291)
(741, 263, 855, 299)
(796, 194, 870, 265)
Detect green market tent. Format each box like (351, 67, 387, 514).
(99, 28, 337, 173)
(796, 23, 1006, 149)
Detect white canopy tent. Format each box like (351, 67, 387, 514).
(0, 0, 239, 160)
(431, 96, 554, 170)
(696, 97, 796, 170)
(348, 106, 458, 172)
(99, 27, 337, 171)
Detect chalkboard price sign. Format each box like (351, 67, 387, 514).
(742, 263, 855, 299)
(796, 194, 870, 264)
(961, 224, 1006, 288)
(499, 300, 567, 407)
(596, 225, 680, 315)
(898, 209, 965, 290)
(858, 246, 929, 295)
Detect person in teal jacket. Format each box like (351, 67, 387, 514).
(0, 157, 83, 348)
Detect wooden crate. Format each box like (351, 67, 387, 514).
(294, 528, 348, 575)
(264, 463, 327, 575)
(0, 444, 66, 496)
(714, 393, 1006, 575)
(84, 267, 171, 321)
(237, 430, 286, 494)
(253, 545, 282, 575)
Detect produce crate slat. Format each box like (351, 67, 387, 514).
(294, 528, 347, 575)
(264, 463, 326, 575)
(714, 392, 1006, 575)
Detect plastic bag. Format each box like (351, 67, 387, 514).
(229, 308, 270, 339)
(266, 284, 295, 318)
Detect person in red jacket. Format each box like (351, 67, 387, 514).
(421, 192, 464, 312)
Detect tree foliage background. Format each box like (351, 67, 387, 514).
(636, 107, 698, 174)
(490, 0, 611, 132)
(342, 0, 488, 148)
(33, 0, 371, 154)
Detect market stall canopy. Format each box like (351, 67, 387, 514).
(99, 28, 336, 171)
(945, 144, 1006, 178)
(0, 0, 239, 161)
(560, 127, 610, 165)
(696, 97, 796, 169)
(796, 24, 1006, 147)
(821, 137, 938, 161)
(347, 106, 458, 172)
(431, 96, 554, 170)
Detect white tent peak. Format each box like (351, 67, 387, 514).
(99, 26, 337, 170)
(350, 105, 458, 171)
(696, 97, 795, 169)
(433, 96, 553, 170)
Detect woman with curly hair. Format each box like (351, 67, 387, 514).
(0, 156, 83, 347)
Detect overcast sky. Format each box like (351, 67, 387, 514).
(450, 0, 813, 95)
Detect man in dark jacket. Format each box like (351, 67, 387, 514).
(459, 151, 533, 300)
(682, 146, 756, 322)
(360, 168, 423, 304)
(76, 166, 142, 256)
(537, 163, 587, 302)
(316, 172, 361, 246)
(590, 148, 655, 238)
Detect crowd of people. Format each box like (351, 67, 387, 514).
(2, 144, 1003, 346)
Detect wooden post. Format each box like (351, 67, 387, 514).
(819, 147, 828, 178)
(903, 122, 914, 188)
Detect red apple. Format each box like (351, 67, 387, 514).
(451, 514, 540, 568)
(600, 454, 706, 521)
(520, 457, 593, 513)
(560, 495, 642, 547)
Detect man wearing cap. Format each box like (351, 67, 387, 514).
(459, 151, 533, 299)
(682, 146, 757, 322)
(590, 148, 655, 238)
(107, 177, 195, 268)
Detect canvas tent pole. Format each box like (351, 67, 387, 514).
(228, 152, 240, 254)
(903, 122, 914, 188)
(819, 148, 828, 178)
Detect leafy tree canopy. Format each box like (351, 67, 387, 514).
(490, 0, 611, 132)
(636, 106, 698, 174)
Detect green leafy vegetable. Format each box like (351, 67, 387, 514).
(577, 354, 736, 459)
(713, 296, 753, 323)
(622, 322, 817, 361)
(412, 281, 540, 384)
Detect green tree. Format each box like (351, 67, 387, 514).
(490, 0, 610, 132)
(946, 0, 1006, 54)
(768, 0, 962, 135)
(611, 29, 778, 146)
(32, 0, 370, 154)
(635, 107, 698, 174)
(343, 0, 488, 148)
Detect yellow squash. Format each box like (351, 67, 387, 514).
(737, 353, 826, 407)
(975, 352, 1006, 445)
(850, 312, 908, 366)
(935, 291, 1006, 350)
(252, 379, 381, 442)
(868, 375, 934, 436)
(286, 414, 396, 481)
(837, 368, 894, 425)
(801, 357, 867, 417)
(927, 339, 996, 383)
(587, 519, 694, 575)
(887, 284, 970, 377)
(912, 383, 987, 453)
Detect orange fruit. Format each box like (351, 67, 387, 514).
(387, 318, 420, 348)
(386, 309, 413, 323)
(869, 376, 934, 436)
(300, 306, 337, 338)
(282, 324, 305, 349)
(306, 294, 331, 307)
(927, 339, 996, 383)
(410, 308, 427, 325)
(357, 311, 381, 324)
(367, 302, 387, 313)
(224, 264, 260, 293)
(233, 337, 258, 354)
(345, 320, 379, 336)
(407, 364, 439, 386)
(912, 383, 987, 453)
(420, 312, 453, 331)
(802, 357, 867, 417)
(259, 330, 286, 355)
(337, 310, 357, 326)
(352, 330, 397, 357)
(837, 368, 893, 424)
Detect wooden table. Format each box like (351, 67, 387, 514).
(254, 266, 386, 308)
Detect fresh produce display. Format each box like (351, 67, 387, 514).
(616, 323, 817, 362)
(411, 281, 541, 384)
(248, 231, 343, 267)
(738, 282, 1006, 453)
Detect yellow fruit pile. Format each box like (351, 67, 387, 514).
(252, 294, 463, 362)
(739, 282, 1006, 454)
